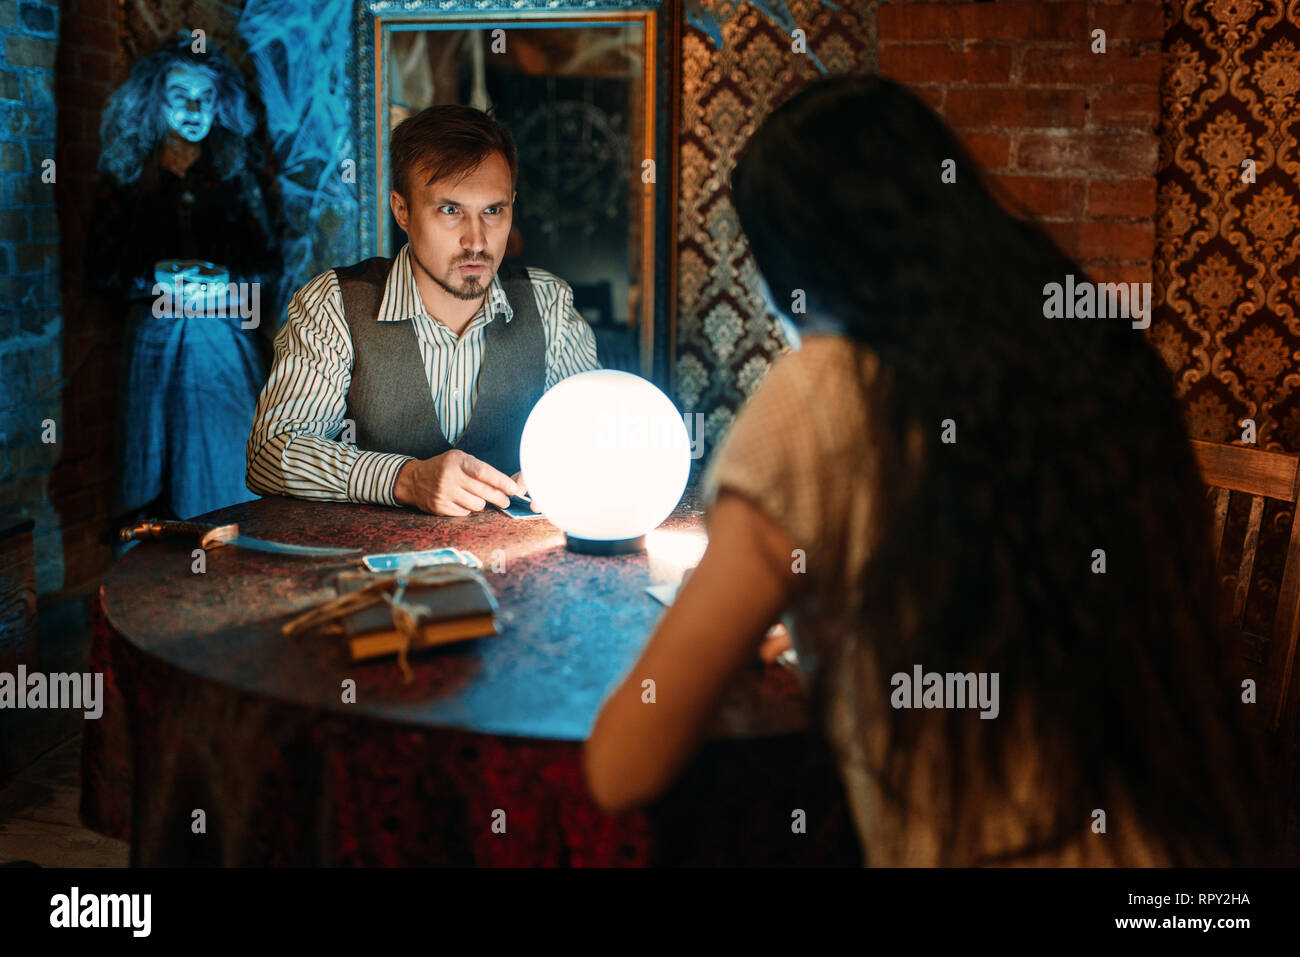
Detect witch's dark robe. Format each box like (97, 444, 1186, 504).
(86, 145, 280, 521)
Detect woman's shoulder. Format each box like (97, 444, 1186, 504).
(707, 335, 877, 470)
(771, 333, 877, 384)
(732, 335, 878, 432)
(700, 334, 885, 586)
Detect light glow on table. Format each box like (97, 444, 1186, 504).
(645, 528, 708, 586)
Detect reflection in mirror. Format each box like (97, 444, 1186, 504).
(385, 24, 647, 373)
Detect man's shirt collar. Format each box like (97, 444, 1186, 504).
(375, 242, 514, 325)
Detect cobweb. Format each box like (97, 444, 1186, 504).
(237, 0, 360, 326)
(685, 0, 842, 75)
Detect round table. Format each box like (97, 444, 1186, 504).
(81, 487, 860, 866)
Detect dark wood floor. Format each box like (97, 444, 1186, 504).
(0, 732, 128, 867)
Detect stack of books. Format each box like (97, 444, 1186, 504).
(332, 568, 501, 662)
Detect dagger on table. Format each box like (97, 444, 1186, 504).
(118, 519, 363, 558)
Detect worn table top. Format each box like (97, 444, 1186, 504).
(99, 486, 812, 742)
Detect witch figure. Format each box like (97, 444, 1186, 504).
(86, 32, 279, 533)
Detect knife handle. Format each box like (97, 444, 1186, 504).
(119, 519, 236, 544)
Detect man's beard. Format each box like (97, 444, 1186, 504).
(427, 255, 492, 301)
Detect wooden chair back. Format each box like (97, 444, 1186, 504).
(1191, 439, 1300, 734)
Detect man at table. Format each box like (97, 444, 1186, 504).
(245, 105, 600, 516)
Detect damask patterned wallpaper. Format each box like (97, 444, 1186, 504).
(1156, 4, 1300, 787)
(1153, 2, 1299, 451)
(673, 0, 879, 450)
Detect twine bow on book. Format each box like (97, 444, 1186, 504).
(281, 565, 489, 684)
(383, 582, 424, 684)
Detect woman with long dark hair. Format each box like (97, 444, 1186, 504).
(583, 74, 1281, 866)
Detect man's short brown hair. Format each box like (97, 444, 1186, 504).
(390, 104, 519, 201)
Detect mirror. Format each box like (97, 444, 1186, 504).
(354, 2, 674, 384)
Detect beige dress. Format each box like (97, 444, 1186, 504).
(700, 335, 1167, 866)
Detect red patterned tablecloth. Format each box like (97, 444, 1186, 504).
(81, 490, 860, 866)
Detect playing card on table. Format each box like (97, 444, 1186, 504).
(362, 547, 483, 573)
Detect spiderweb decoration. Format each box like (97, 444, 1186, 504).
(237, 0, 360, 323)
(685, 0, 842, 75)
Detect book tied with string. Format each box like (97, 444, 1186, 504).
(282, 566, 502, 666)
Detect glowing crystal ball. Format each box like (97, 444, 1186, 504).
(520, 370, 691, 550)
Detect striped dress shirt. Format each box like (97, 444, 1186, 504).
(246, 243, 600, 505)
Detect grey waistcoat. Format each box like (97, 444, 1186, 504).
(336, 256, 546, 477)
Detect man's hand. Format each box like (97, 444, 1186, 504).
(509, 471, 541, 512)
(392, 450, 521, 516)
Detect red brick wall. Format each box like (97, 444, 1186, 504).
(51, 0, 123, 587)
(878, 0, 1164, 287)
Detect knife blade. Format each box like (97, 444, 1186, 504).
(119, 519, 363, 558)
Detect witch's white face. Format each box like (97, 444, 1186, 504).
(163, 66, 216, 143)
